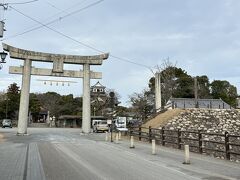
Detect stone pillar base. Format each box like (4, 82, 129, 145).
(16, 133, 29, 136)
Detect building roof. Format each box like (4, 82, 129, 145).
(91, 81, 105, 88)
(169, 98, 232, 109)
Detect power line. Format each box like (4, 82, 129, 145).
(43, 0, 87, 13)
(9, 5, 104, 50)
(9, 6, 153, 71)
(1, 0, 103, 41)
(8, 0, 38, 5)
(44, 0, 64, 11)
(0, 0, 38, 10)
(109, 54, 151, 69)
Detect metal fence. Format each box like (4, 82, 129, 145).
(129, 126, 240, 161)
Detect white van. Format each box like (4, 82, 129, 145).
(115, 117, 128, 131)
(93, 120, 108, 132)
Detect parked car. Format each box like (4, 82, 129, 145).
(127, 119, 142, 128)
(2, 119, 12, 128)
(93, 120, 108, 132)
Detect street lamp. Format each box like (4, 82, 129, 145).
(0, 51, 7, 63)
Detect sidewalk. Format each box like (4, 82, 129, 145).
(99, 133, 240, 180)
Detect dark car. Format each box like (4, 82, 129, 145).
(127, 119, 142, 128)
(2, 119, 12, 128)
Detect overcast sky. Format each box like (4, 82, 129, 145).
(0, 0, 240, 106)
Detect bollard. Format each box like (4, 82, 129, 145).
(116, 133, 119, 144)
(130, 136, 135, 148)
(118, 131, 121, 140)
(183, 145, 190, 164)
(152, 139, 156, 155)
(105, 132, 108, 141)
(110, 132, 113, 142)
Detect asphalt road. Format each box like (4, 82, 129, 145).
(0, 128, 239, 180)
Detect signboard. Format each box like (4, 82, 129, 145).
(53, 58, 64, 73)
(107, 120, 112, 125)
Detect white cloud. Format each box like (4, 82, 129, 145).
(1, 0, 240, 106)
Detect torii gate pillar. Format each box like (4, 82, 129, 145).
(18, 59, 32, 134)
(82, 64, 91, 133)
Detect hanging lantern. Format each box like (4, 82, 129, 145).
(0, 51, 7, 63)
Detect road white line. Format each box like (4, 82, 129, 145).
(54, 143, 109, 180)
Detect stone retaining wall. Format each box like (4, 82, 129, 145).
(165, 109, 240, 134)
(163, 109, 240, 162)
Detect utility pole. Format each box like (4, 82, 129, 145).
(109, 92, 115, 142)
(5, 95, 8, 118)
(0, 3, 7, 70)
(194, 77, 198, 108)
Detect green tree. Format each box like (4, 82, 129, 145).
(36, 92, 83, 117)
(0, 91, 6, 119)
(6, 83, 20, 119)
(196, 75, 211, 98)
(36, 92, 62, 117)
(210, 80, 237, 107)
(173, 74, 194, 98)
(29, 93, 41, 121)
(149, 66, 192, 106)
(149, 63, 213, 107)
(58, 94, 82, 116)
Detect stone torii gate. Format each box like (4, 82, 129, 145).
(3, 43, 109, 135)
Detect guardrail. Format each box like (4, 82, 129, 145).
(129, 126, 240, 161)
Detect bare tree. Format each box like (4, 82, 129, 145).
(129, 89, 153, 122)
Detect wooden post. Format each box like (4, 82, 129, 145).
(225, 131, 230, 160)
(149, 126, 152, 143)
(194, 77, 198, 108)
(139, 126, 142, 141)
(198, 130, 203, 154)
(177, 129, 181, 149)
(161, 127, 165, 146)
